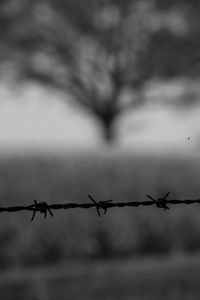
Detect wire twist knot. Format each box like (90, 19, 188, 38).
(146, 192, 170, 211)
(30, 200, 54, 221)
(88, 195, 112, 217)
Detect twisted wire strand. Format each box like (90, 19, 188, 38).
(0, 193, 200, 221)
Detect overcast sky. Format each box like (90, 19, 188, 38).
(0, 82, 199, 154)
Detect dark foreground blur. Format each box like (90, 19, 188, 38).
(1, 151, 200, 299)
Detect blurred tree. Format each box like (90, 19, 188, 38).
(0, 0, 200, 142)
(0, 0, 155, 143)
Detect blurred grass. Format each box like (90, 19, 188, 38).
(0, 151, 200, 267)
(1, 255, 200, 300)
(0, 151, 200, 299)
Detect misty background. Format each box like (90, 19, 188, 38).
(1, 0, 200, 299)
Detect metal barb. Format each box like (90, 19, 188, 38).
(146, 192, 170, 211)
(88, 195, 112, 217)
(30, 200, 53, 222)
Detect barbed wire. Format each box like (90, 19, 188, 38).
(0, 192, 200, 221)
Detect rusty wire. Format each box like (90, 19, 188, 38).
(0, 192, 200, 221)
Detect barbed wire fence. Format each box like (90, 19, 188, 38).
(0, 192, 200, 221)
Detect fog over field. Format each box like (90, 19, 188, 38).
(0, 81, 199, 155)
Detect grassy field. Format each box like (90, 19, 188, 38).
(0, 150, 200, 298)
(1, 254, 200, 300)
(0, 151, 200, 265)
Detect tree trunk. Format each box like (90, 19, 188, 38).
(102, 120, 116, 144)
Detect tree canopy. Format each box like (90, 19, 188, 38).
(0, 0, 199, 142)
